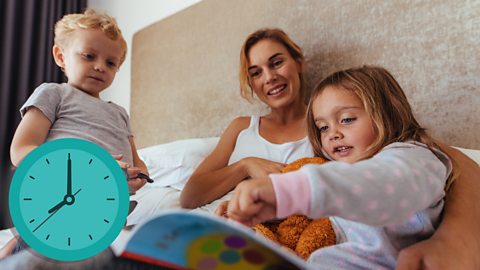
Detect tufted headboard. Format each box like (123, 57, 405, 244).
(131, 0, 479, 149)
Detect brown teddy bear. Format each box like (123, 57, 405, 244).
(253, 157, 336, 259)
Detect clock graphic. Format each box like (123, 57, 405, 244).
(9, 138, 129, 261)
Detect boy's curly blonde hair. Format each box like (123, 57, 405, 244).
(54, 9, 127, 66)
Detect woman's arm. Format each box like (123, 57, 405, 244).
(180, 117, 285, 209)
(10, 107, 51, 166)
(396, 145, 480, 270)
(180, 117, 250, 208)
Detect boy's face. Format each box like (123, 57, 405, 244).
(53, 29, 124, 97)
(312, 85, 377, 163)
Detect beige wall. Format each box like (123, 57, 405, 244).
(131, 0, 480, 149)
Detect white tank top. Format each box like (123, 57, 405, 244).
(228, 115, 314, 165)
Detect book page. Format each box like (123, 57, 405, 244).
(111, 210, 308, 269)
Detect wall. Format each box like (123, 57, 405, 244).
(88, 0, 202, 112)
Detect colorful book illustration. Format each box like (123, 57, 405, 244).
(111, 210, 308, 270)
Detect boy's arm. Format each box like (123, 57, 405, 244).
(396, 145, 480, 270)
(10, 107, 52, 167)
(126, 137, 148, 192)
(129, 136, 148, 174)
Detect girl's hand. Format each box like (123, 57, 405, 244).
(241, 157, 285, 179)
(215, 201, 230, 218)
(227, 178, 277, 227)
(112, 154, 147, 193)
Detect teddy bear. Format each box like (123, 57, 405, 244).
(253, 157, 337, 260)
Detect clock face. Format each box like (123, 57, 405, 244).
(9, 138, 129, 261)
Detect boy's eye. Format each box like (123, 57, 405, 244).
(82, 53, 95, 60)
(341, 117, 356, 124)
(107, 61, 117, 68)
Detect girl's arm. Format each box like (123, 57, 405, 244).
(10, 107, 51, 166)
(180, 117, 285, 209)
(396, 145, 480, 270)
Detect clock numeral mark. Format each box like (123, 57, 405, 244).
(23, 198, 32, 201)
(104, 176, 109, 180)
(46, 234, 50, 240)
(68, 237, 71, 246)
(29, 175, 35, 180)
(106, 198, 115, 201)
(104, 219, 110, 224)
(88, 159, 93, 165)
(45, 158, 50, 165)
(89, 234, 93, 240)
(29, 219, 35, 224)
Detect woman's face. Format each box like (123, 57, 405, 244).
(247, 39, 303, 109)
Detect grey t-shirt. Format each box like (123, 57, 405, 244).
(20, 83, 134, 165)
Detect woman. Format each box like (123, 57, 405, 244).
(180, 28, 311, 209)
(179, 28, 480, 269)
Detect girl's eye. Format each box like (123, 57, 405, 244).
(318, 125, 328, 133)
(341, 117, 356, 124)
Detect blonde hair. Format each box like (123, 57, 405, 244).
(239, 28, 306, 102)
(306, 65, 456, 190)
(54, 9, 127, 66)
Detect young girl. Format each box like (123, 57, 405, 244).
(227, 65, 455, 269)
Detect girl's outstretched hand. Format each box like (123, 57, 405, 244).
(215, 200, 230, 218)
(227, 178, 277, 227)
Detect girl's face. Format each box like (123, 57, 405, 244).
(312, 85, 377, 163)
(53, 29, 123, 97)
(247, 39, 303, 109)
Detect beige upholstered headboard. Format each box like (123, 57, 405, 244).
(131, 0, 479, 149)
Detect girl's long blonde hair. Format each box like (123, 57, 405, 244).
(307, 65, 456, 190)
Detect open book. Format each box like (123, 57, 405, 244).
(111, 210, 308, 270)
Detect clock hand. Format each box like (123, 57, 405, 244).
(67, 153, 72, 196)
(48, 188, 82, 214)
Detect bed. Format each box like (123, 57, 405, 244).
(2, 0, 479, 258)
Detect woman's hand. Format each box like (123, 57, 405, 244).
(112, 154, 147, 193)
(227, 178, 277, 227)
(241, 157, 285, 179)
(396, 231, 479, 270)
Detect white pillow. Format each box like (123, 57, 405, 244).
(453, 146, 480, 164)
(138, 137, 219, 189)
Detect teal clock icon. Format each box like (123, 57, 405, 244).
(9, 138, 129, 261)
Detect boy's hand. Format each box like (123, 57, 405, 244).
(112, 154, 147, 193)
(227, 178, 277, 227)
